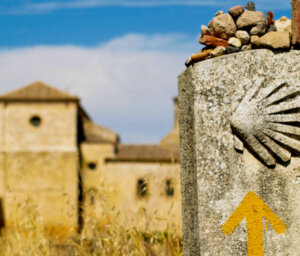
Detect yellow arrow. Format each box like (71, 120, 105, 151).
(222, 191, 286, 256)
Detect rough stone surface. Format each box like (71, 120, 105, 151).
(228, 37, 242, 48)
(199, 35, 229, 47)
(211, 46, 226, 57)
(226, 46, 240, 54)
(250, 21, 267, 35)
(268, 24, 277, 32)
(235, 30, 250, 44)
(215, 10, 224, 17)
(259, 31, 291, 49)
(250, 35, 261, 47)
(292, 0, 300, 46)
(229, 5, 244, 18)
(186, 49, 214, 67)
(208, 13, 237, 39)
(241, 44, 251, 51)
(178, 49, 300, 256)
(245, 1, 256, 11)
(191, 49, 213, 61)
(275, 16, 291, 33)
(236, 10, 266, 29)
(201, 25, 210, 35)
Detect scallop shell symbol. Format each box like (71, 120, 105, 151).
(231, 77, 300, 167)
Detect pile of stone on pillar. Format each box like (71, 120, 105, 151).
(186, 1, 293, 67)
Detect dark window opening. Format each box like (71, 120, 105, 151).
(87, 162, 97, 170)
(87, 188, 97, 205)
(30, 116, 41, 127)
(165, 180, 174, 197)
(137, 178, 148, 198)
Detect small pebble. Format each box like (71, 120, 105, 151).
(259, 31, 290, 49)
(242, 45, 251, 51)
(228, 37, 242, 48)
(235, 30, 250, 44)
(245, 1, 256, 11)
(250, 21, 267, 35)
(199, 35, 229, 47)
(211, 46, 226, 57)
(201, 25, 210, 35)
(275, 16, 291, 33)
(185, 58, 192, 67)
(229, 5, 244, 18)
(191, 49, 214, 62)
(226, 46, 241, 54)
(268, 24, 277, 32)
(251, 35, 261, 47)
(215, 10, 224, 16)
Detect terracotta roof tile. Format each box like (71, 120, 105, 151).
(0, 81, 79, 101)
(107, 144, 180, 162)
(83, 118, 118, 144)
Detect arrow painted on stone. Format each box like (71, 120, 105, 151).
(222, 191, 286, 256)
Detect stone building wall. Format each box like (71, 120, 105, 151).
(0, 100, 79, 238)
(80, 134, 182, 233)
(80, 97, 182, 234)
(0, 81, 182, 239)
(87, 161, 182, 233)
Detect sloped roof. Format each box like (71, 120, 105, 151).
(0, 81, 79, 101)
(106, 144, 180, 162)
(83, 118, 119, 144)
(160, 97, 179, 146)
(160, 129, 179, 146)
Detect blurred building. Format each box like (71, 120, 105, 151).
(0, 81, 181, 238)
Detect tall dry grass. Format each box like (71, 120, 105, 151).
(0, 198, 52, 256)
(0, 188, 182, 256)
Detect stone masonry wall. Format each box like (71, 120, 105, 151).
(0, 102, 79, 239)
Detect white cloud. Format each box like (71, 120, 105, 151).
(2, 0, 291, 15)
(0, 33, 197, 143)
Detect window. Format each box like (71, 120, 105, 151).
(87, 162, 97, 170)
(87, 188, 97, 205)
(165, 179, 174, 197)
(30, 115, 41, 127)
(137, 178, 148, 198)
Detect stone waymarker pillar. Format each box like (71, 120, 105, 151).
(178, 49, 300, 256)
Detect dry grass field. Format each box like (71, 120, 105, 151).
(0, 188, 182, 256)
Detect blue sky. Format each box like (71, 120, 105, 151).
(0, 1, 292, 143)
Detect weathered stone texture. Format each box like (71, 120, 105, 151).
(292, 0, 300, 46)
(259, 31, 291, 49)
(0, 101, 79, 239)
(235, 30, 250, 44)
(178, 49, 300, 255)
(178, 70, 200, 255)
(208, 13, 237, 39)
(236, 10, 265, 29)
(228, 37, 242, 48)
(199, 35, 229, 47)
(228, 5, 244, 18)
(275, 16, 292, 33)
(81, 141, 182, 233)
(211, 46, 226, 57)
(2, 102, 77, 150)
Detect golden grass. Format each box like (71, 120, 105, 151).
(0, 190, 182, 256)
